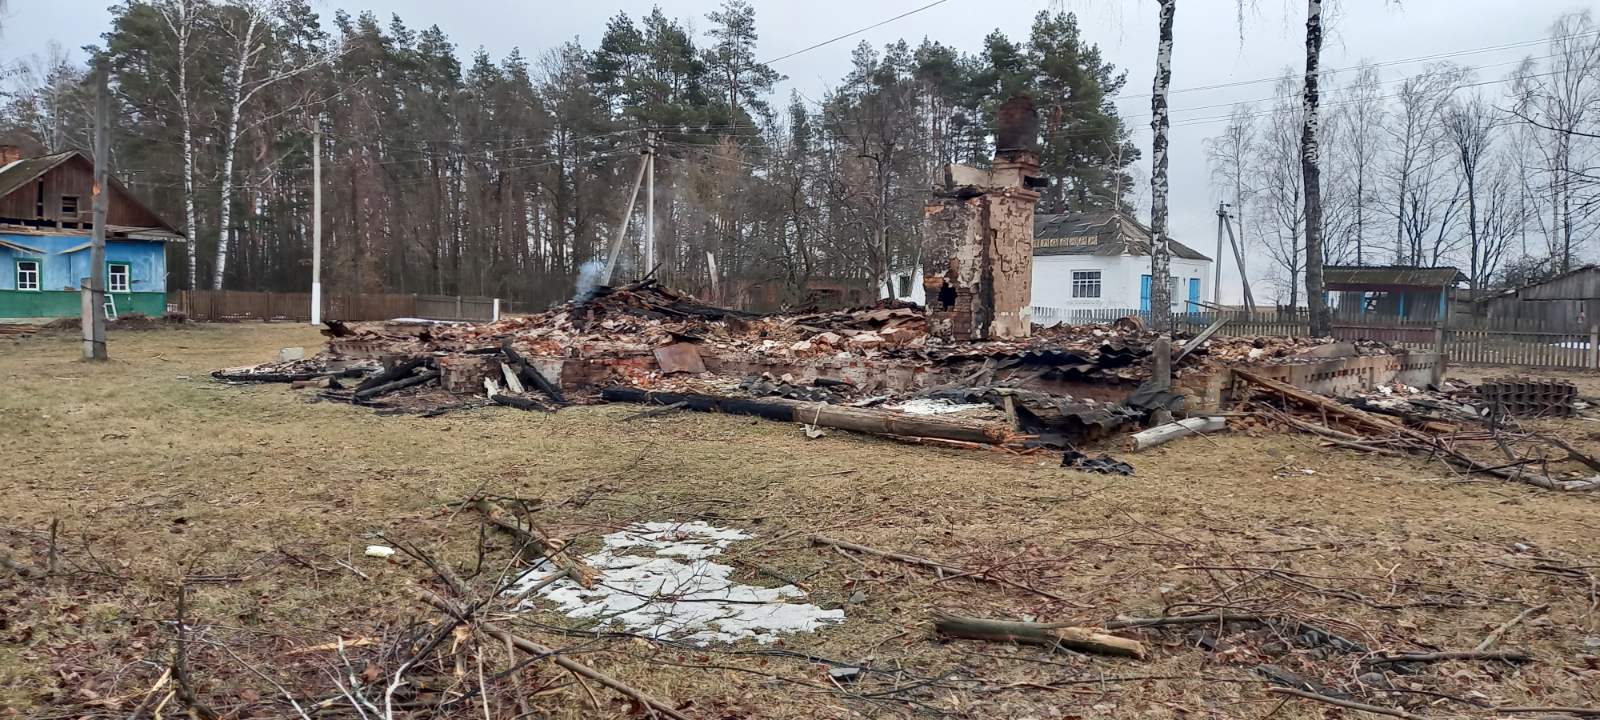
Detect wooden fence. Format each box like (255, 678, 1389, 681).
(1034, 305, 1600, 370)
(178, 290, 499, 323)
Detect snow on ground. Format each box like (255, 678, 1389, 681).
(888, 398, 994, 415)
(506, 520, 844, 645)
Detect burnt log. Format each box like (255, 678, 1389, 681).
(354, 356, 430, 394)
(353, 369, 439, 401)
(491, 394, 550, 412)
(600, 388, 1011, 445)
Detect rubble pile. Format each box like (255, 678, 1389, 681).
(212, 280, 1440, 452)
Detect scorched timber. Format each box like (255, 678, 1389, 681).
(600, 388, 1012, 445)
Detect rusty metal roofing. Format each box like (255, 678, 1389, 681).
(1324, 266, 1466, 287)
(1033, 211, 1210, 261)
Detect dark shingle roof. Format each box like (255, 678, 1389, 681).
(1033, 211, 1210, 261)
(1324, 266, 1466, 288)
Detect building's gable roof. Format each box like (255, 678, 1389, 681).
(1033, 210, 1210, 261)
(0, 151, 75, 200)
(1324, 265, 1465, 287)
(0, 150, 183, 238)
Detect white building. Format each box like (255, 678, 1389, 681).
(885, 210, 1212, 326)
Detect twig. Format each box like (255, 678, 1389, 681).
(1476, 604, 1548, 651)
(1266, 687, 1421, 720)
(1495, 707, 1600, 717)
(809, 534, 1071, 603)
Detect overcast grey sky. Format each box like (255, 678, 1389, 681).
(3, 0, 1594, 301)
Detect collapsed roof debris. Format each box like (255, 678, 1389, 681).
(217, 281, 1580, 483)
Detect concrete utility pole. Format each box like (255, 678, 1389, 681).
(81, 72, 109, 361)
(644, 131, 655, 279)
(1214, 202, 1228, 306)
(310, 125, 322, 325)
(599, 141, 650, 286)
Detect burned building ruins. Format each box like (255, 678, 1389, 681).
(922, 95, 1048, 342)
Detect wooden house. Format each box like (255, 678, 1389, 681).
(1479, 265, 1600, 329)
(0, 144, 183, 319)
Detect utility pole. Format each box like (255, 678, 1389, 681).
(1214, 202, 1228, 306)
(82, 71, 109, 361)
(1222, 209, 1256, 314)
(644, 131, 656, 279)
(599, 136, 650, 286)
(310, 125, 322, 325)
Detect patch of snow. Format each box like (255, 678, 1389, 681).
(888, 398, 992, 416)
(507, 521, 844, 645)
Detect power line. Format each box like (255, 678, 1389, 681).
(1110, 29, 1599, 102)
(759, 0, 953, 66)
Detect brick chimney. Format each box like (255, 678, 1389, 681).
(920, 94, 1045, 341)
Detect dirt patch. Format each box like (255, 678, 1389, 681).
(3, 329, 1598, 718)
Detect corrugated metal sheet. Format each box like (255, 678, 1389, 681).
(1324, 266, 1465, 288)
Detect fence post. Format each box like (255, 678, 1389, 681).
(493, 298, 501, 321)
(455, 295, 463, 320)
(1590, 325, 1598, 370)
(1432, 322, 1447, 387)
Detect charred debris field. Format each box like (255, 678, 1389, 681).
(3, 315, 1600, 719)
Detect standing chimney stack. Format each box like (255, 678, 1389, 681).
(921, 94, 1045, 341)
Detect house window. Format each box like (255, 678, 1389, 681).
(1071, 270, 1102, 298)
(15, 260, 39, 291)
(61, 195, 80, 216)
(897, 274, 912, 298)
(108, 263, 130, 293)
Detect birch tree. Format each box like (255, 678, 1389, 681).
(1301, 0, 1330, 335)
(1331, 64, 1384, 265)
(211, 0, 331, 289)
(1147, 0, 1175, 331)
(1257, 75, 1307, 308)
(1510, 11, 1600, 272)
(155, 0, 202, 290)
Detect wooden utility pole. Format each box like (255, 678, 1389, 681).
(310, 125, 322, 325)
(81, 72, 109, 361)
(643, 131, 656, 280)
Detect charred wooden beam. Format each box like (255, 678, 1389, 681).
(501, 341, 565, 405)
(353, 369, 439, 401)
(353, 356, 430, 394)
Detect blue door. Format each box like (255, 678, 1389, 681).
(1139, 274, 1151, 313)
(1187, 277, 1201, 313)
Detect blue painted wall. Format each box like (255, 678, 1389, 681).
(0, 233, 167, 292)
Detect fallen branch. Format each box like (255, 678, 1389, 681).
(808, 534, 1069, 602)
(490, 394, 551, 412)
(1494, 706, 1600, 716)
(1103, 613, 1264, 630)
(1362, 649, 1531, 664)
(415, 587, 692, 720)
(472, 498, 598, 588)
(1266, 687, 1421, 720)
(932, 611, 1145, 659)
(1476, 604, 1548, 651)
(622, 401, 689, 422)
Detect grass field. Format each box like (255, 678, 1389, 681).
(2, 324, 1598, 719)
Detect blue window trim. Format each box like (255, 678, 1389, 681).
(13, 256, 42, 291)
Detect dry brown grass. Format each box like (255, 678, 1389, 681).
(2, 324, 1599, 719)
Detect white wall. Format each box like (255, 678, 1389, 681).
(1033, 254, 1211, 323)
(882, 269, 926, 305)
